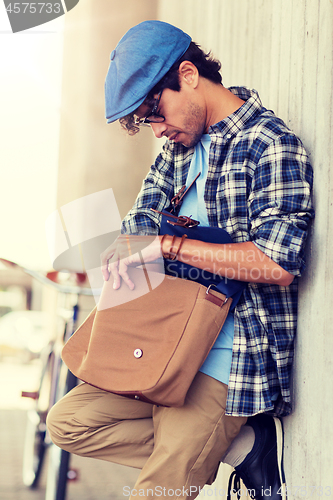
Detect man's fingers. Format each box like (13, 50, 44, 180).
(109, 260, 121, 289)
(108, 260, 135, 290)
(100, 236, 160, 282)
(112, 273, 122, 290)
(100, 246, 116, 281)
(118, 261, 135, 290)
(101, 264, 110, 282)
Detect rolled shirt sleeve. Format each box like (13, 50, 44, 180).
(248, 133, 314, 276)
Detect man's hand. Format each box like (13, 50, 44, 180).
(100, 235, 162, 289)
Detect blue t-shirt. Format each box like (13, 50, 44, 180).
(179, 134, 234, 385)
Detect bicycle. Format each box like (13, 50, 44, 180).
(0, 258, 95, 500)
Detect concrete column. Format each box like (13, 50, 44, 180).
(56, 0, 157, 218)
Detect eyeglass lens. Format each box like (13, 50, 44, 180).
(144, 90, 164, 123)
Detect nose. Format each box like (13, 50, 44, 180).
(150, 122, 167, 139)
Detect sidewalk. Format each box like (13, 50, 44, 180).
(0, 360, 139, 500)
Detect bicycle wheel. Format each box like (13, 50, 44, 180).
(45, 367, 78, 500)
(22, 410, 47, 488)
(22, 349, 54, 488)
(45, 444, 72, 500)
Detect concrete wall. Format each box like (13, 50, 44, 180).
(56, 0, 333, 494)
(157, 0, 333, 493)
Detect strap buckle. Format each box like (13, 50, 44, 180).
(206, 284, 229, 307)
(151, 209, 200, 228)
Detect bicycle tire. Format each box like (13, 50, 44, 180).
(45, 368, 78, 500)
(22, 410, 47, 488)
(45, 444, 72, 500)
(22, 349, 54, 488)
(56, 449, 71, 500)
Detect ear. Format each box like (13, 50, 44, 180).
(178, 61, 199, 88)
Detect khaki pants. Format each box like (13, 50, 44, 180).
(46, 372, 246, 500)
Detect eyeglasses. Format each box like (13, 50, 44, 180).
(135, 90, 165, 126)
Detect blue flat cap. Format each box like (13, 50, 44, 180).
(105, 20, 191, 123)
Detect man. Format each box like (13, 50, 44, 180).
(47, 20, 314, 499)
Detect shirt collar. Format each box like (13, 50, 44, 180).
(208, 87, 263, 139)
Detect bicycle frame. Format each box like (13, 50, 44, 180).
(0, 258, 94, 500)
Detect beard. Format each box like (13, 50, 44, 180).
(178, 101, 206, 148)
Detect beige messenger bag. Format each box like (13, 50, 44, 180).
(62, 266, 232, 407)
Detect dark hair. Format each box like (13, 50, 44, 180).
(148, 42, 222, 95)
(120, 42, 222, 135)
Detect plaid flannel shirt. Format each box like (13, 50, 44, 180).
(121, 87, 314, 417)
